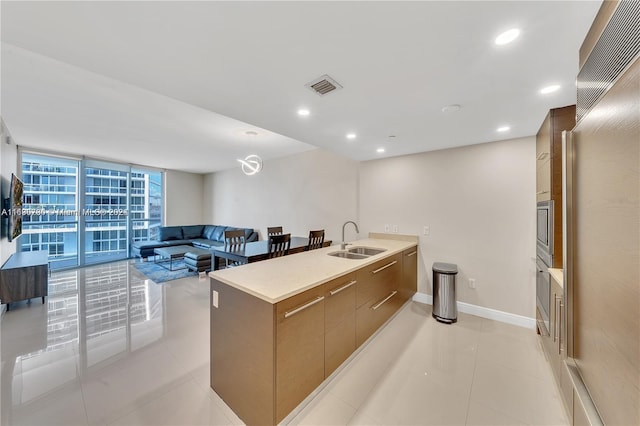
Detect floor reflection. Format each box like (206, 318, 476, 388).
(1, 259, 566, 426)
(1, 260, 166, 424)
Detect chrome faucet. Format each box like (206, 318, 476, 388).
(341, 221, 360, 250)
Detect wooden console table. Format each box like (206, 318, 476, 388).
(0, 251, 49, 311)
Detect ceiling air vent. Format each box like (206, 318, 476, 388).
(305, 74, 343, 96)
(576, 0, 640, 122)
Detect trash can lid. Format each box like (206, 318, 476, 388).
(433, 262, 458, 274)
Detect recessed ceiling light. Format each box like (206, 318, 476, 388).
(346, 133, 357, 140)
(495, 28, 520, 45)
(377, 148, 385, 153)
(441, 104, 461, 113)
(245, 130, 258, 136)
(497, 126, 510, 132)
(297, 109, 310, 116)
(540, 84, 561, 94)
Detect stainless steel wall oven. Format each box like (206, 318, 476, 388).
(536, 200, 554, 266)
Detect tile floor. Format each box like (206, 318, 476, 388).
(0, 260, 568, 426)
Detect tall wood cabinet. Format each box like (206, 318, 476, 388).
(536, 105, 576, 268)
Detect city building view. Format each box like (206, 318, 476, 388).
(19, 153, 162, 269)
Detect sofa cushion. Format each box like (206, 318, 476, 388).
(191, 239, 223, 249)
(162, 239, 193, 246)
(184, 247, 211, 259)
(182, 225, 205, 239)
(211, 226, 227, 242)
(132, 240, 170, 251)
(203, 225, 217, 240)
(158, 226, 183, 241)
(242, 228, 256, 241)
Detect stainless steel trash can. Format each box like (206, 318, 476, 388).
(432, 262, 458, 323)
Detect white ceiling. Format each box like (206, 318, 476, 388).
(1, 1, 602, 174)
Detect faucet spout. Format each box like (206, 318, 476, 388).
(341, 221, 360, 250)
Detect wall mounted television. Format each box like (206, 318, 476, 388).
(5, 173, 24, 242)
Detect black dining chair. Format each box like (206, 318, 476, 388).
(224, 229, 246, 268)
(306, 229, 325, 251)
(268, 233, 291, 258)
(267, 226, 283, 237)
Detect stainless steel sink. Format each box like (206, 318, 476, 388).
(328, 251, 369, 260)
(347, 247, 387, 256)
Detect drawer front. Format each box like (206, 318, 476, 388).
(276, 286, 325, 423)
(356, 287, 401, 347)
(325, 313, 355, 377)
(356, 254, 401, 308)
(324, 273, 357, 330)
(324, 273, 357, 377)
(400, 247, 418, 303)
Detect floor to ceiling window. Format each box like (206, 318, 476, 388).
(130, 168, 162, 244)
(19, 151, 163, 269)
(21, 153, 80, 269)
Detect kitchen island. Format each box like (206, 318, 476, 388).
(209, 234, 418, 425)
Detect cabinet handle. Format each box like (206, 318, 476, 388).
(537, 152, 550, 160)
(406, 251, 417, 257)
(284, 296, 324, 318)
(372, 260, 397, 274)
(371, 291, 398, 311)
(329, 280, 357, 296)
(537, 190, 550, 195)
(558, 300, 563, 355)
(554, 295, 561, 343)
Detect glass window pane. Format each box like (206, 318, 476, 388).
(21, 154, 79, 269)
(21, 154, 164, 268)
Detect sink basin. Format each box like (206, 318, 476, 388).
(328, 251, 369, 260)
(347, 247, 387, 256)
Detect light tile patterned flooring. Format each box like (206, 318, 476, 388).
(0, 260, 568, 425)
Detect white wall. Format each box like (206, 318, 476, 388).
(0, 119, 18, 266)
(359, 137, 536, 318)
(203, 149, 359, 243)
(164, 170, 204, 225)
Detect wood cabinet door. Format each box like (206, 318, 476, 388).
(324, 273, 357, 377)
(355, 254, 400, 308)
(275, 286, 325, 423)
(552, 278, 564, 359)
(210, 279, 276, 426)
(400, 247, 418, 303)
(355, 254, 401, 347)
(542, 275, 563, 380)
(536, 113, 552, 202)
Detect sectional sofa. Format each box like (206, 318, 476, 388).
(131, 224, 258, 260)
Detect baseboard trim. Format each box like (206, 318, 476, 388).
(412, 292, 536, 329)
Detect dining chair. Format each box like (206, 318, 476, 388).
(268, 233, 291, 259)
(267, 226, 283, 237)
(224, 229, 246, 268)
(306, 229, 325, 251)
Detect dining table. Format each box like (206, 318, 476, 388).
(211, 236, 331, 271)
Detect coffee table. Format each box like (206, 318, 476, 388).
(154, 245, 193, 271)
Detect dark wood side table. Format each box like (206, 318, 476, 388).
(0, 251, 49, 311)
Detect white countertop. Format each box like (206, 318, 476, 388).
(549, 268, 564, 288)
(209, 236, 418, 304)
